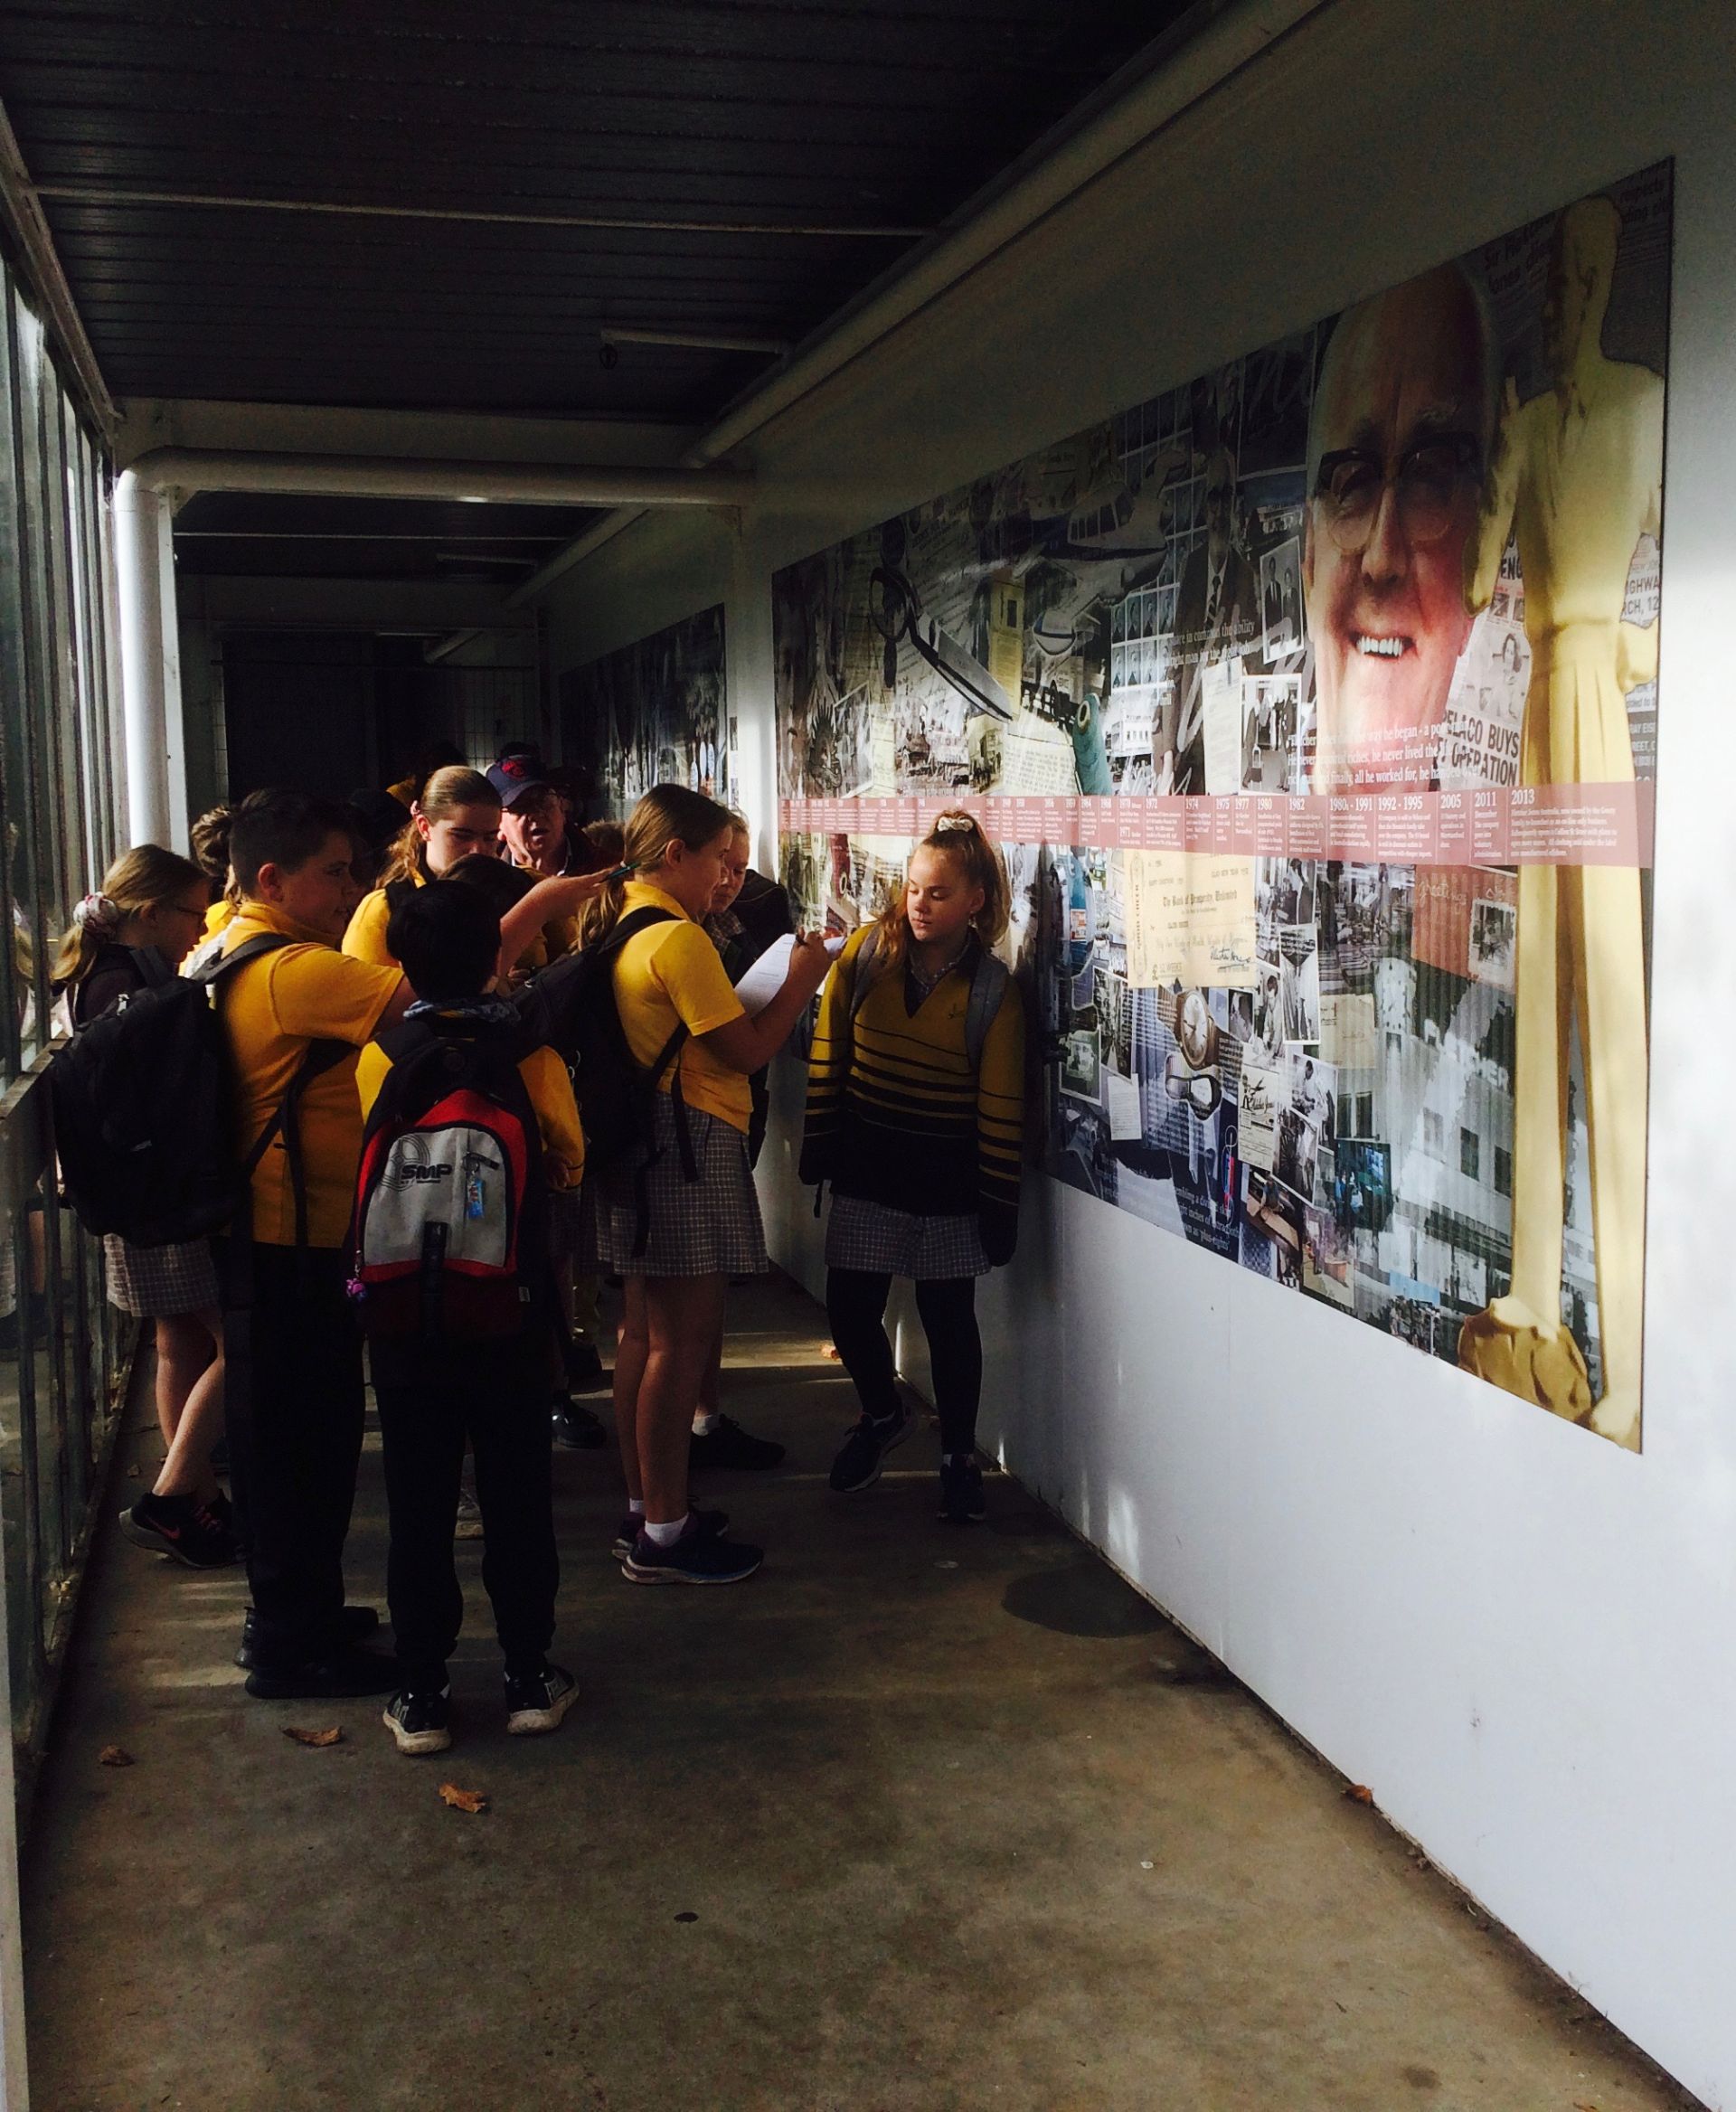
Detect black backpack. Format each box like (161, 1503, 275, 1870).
(529, 906, 698, 1252)
(49, 934, 345, 1248)
(351, 1016, 546, 1344)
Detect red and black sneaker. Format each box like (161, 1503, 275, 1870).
(119, 1491, 239, 1570)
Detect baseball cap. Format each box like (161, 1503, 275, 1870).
(486, 755, 551, 808)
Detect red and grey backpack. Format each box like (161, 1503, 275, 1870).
(350, 1016, 546, 1344)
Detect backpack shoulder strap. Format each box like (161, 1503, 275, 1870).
(127, 945, 175, 990)
(847, 924, 882, 1024)
(963, 950, 1010, 1075)
(185, 930, 296, 985)
(600, 904, 677, 956)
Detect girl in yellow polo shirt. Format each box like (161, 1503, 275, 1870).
(343, 767, 503, 966)
(579, 785, 832, 1586)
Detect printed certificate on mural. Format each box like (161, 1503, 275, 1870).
(772, 164, 1671, 1452)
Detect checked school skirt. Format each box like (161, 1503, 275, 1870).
(583, 1096, 768, 1279)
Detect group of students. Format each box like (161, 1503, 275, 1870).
(52, 754, 1025, 1758)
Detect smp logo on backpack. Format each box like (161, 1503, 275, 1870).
(352, 1023, 542, 1344)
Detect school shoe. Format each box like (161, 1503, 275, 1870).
(243, 1646, 400, 1701)
(690, 1414, 785, 1472)
(234, 1603, 380, 1673)
(505, 1663, 580, 1735)
(609, 1505, 730, 1561)
(828, 1410, 911, 1494)
(118, 1491, 239, 1570)
(551, 1396, 609, 1449)
(622, 1522, 763, 1586)
(563, 1338, 608, 1393)
(382, 1687, 452, 1757)
(939, 1457, 986, 1524)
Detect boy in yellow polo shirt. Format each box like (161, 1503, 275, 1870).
(354, 881, 582, 1754)
(220, 790, 410, 1701)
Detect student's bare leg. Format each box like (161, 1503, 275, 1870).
(613, 1277, 650, 1504)
(638, 1274, 726, 1523)
(151, 1310, 226, 1502)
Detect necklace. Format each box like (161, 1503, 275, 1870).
(908, 939, 970, 995)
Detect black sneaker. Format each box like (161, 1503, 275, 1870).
(623, 1524, 763, 1586)
(505, 1663, 580, 1735)
(382, 1686, 452, 1756)
(552, 1397, 609, 1450)
(690, 1414, 785, 1472)
(939, 1457, 986, 1524)
(235, 1604, 380, 1673)
(118, 1491, 239, 1570)
(828, 1410, 910, 1494)
(244, 1646, 400, 1701)
(609, 1505, 729, 1561)
(563, 1338, 608, 1393)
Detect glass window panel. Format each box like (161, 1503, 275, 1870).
(0, 288, 42, 1074)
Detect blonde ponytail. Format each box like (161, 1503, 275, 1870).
(52, 844, 206, 985)
(578, 782, 735, 947)
(379, 766, 498, 886)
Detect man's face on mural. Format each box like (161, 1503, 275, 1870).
(1303, 267, 1487, 785)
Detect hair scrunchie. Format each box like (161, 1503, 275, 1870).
(72, 892, 120, 937)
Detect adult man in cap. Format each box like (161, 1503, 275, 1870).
(489, 750, 586, 879)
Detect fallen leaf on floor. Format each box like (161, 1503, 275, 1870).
(98, 1745, 133, 1768)
(1573, 2102, 1599, 2110)
(1344, 1783, 1375, 1805)
(439, 1782, 488, 1814)
(125, 1464, 141, 1478)
(820, 1342, 840, 1361)
(282, 1725, 343, 1748)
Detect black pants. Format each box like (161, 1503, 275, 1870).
(223, 1243, 365, 1665)
(825, 1269, 983, 1455)
(373, 1340, 557, 1691)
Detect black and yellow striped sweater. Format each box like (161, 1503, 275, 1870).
(800, 923, 1025, 1263)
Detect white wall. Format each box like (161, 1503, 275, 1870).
(540, 3, 1736, 2099)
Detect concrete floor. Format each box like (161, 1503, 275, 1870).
(21, 1272, 1696, 2112)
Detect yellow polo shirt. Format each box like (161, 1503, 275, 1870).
(221, 904, 404, 1247)
(355, 1040, 584, 1189)
(342, 874, 417, 966)
(612, 881, 750, 1133)
(344, 866, 564, 975)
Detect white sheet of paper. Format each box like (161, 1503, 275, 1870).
(1106, 1069, 1144, 1143)
(733, 930, 846, 1013)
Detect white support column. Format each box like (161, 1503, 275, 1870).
(0, 1517, 30, 2112)
(113, 470, 185, 847)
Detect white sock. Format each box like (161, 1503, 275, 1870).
(627, 1497, 646, 1517)
(692, 1411, 719, 1436)
(644, 1515, 687, 1548)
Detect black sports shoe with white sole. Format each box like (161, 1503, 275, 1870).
(505, 1664, 580, 1734)
(690, 1414, 785, 1471)
(382, 1687, 452, 1756)
(610, 1505, 729, 1561)
(622, 1525, 763, 1585)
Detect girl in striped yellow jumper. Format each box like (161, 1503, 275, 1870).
(802, 812, 1024, 1523)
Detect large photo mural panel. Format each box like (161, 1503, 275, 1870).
(561, 603, 736, 816)
(775, 165, 1669, 1451)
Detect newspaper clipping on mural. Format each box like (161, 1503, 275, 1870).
(773, 165, 1670, 1451)
(561, 603, 735, 815)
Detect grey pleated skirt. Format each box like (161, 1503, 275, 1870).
(583, 1096, 768, 1279)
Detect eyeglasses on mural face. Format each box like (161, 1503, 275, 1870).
(1311, 432, 1481, 554)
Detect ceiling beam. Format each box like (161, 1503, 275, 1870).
(130, 447, 751, 508)
(35, 184, 928, 242)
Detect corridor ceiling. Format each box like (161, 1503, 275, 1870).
(0, 0, 1203, 588)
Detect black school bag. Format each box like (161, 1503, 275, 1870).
(49, 935, 345, 1247)
(528, 905, 699, 1253)
(351, 1016, 545, 1344)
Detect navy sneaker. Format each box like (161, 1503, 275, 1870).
(622, 1523, 763, 1586)
(828, 1410, 910, 1494)
(939, 1457, 986, 1524)
(505, 1663, 580, 1735)
(382, 1686, 452, 1756)
(610, 1505, 729, 1561)
(690, 1414, 785, 1471)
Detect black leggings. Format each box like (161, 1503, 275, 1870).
(825, 1269, 982, 1456)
